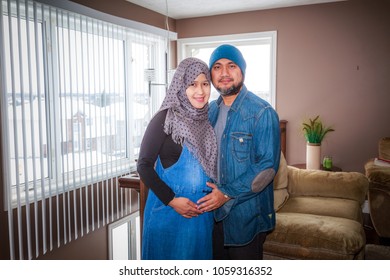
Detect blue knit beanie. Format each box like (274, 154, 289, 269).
(209, 44, 246, 77)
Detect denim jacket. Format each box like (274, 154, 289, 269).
(209, 85, 281, 246)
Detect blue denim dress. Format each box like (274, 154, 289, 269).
(142, 145, 214, 260)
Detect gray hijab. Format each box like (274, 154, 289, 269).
(159, 57, 217, 180)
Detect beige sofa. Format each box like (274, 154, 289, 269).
(264, 154, 369, 259)
(364, 137, 390, 238)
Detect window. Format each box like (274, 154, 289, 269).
(1, 0, 177, 260)
(177, 31, 277, 107)
(1, 0, 168, 206)
(108, 211, 140, 260)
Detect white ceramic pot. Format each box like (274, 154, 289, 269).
(306, 143, 321, 170)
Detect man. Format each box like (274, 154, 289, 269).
(197, 44, 280, 260)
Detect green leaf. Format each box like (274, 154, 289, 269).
(302, 116, 334, 144)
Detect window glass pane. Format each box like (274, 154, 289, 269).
(4, 15, 48, 187)
(239, 44, 271, 102)
(56, 24, 126, 180)
(179, 32, 276, 107)
(130, 42, 150, 156)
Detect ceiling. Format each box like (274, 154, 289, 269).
(126, 0, 345, 19)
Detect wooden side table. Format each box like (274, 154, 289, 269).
(291, 163, 342, 172)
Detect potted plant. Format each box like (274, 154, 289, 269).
(302, 116, 334, 169)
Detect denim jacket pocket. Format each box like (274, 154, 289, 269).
(214, 198, 236, 222)
(231, 132, 252, 162)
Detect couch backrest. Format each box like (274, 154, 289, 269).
(287, 168, 368, 204)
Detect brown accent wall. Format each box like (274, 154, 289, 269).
(37, 222, 108, 260)
(0, 126, 9, 259)
(70, 0, 176, 31)
(177, 0, 390, 172)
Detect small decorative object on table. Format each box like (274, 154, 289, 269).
(323, 156, 333, 170)
(302, 115, 334, 170)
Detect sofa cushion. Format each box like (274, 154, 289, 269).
(278, 196, 363, 223)
(264, 212, 365, 260)
(273, 152, 289, 211)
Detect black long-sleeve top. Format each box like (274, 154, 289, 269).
(136, 109, 182, 205)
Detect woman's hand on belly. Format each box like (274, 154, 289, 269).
(168, 197, 203, 218)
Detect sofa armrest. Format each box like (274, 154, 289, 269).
(287, 166, 368, 204)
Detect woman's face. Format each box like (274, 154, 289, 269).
(185, 73, 211, 109)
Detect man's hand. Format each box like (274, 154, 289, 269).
(168, 197, 203, 218)
(197, 182, 230, 212)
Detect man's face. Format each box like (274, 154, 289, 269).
(210, 58, 243, 97)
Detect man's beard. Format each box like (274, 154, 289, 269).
(216, 81, 243, 97)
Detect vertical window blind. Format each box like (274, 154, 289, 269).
(0, 0, 168, 259)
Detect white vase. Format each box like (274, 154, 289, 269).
(306, 143, 321, 170)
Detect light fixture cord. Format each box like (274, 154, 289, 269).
(165, 0, 170, 86)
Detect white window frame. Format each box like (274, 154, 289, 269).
(108, 210, 141, 260)
(177, 31, 277, 108)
